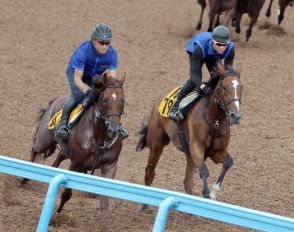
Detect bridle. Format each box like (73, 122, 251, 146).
(90, 83, 125, 173)
(91, 83, 125, 150)
(94, 84, 125, 125)
(217, 72, 242, 116)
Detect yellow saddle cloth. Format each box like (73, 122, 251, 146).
(158, 86, 199, 118)
(158, 86, 181, 117)
(48, 104, 84, 129)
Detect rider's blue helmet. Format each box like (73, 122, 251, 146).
(91, 23, 112, 41)
(212, 25, 230, 43)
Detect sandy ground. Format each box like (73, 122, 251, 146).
(0, 0, 293, 231)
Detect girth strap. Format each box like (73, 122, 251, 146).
(178, 122, 191, 156)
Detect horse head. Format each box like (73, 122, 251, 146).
(93, 73, 126, 143)
(214, 62, 243, 125)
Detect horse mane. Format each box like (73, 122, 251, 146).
(92, 74, 105, 90)
(222, 68, 240, 79)
(92, 73, 123, 90)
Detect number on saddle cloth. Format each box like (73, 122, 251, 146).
(157, 86, 201, 120)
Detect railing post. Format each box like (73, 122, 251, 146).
(37, 174, 68, 232)
(153, 197, 178, 232)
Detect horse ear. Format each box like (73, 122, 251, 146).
(120, 72, 126, 84)
(102, 72, 108, 85)
(217, 61, 226, 76)
(234, 64, 242, 77)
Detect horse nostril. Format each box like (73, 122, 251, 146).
(230, 112, 242, 124)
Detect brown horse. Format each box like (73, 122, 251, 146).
(136, 63, 242, 204)
(196, 0, 237, 32)
(22, 73, 126, 232)
(265, 0, 293, 25)
(232, 0, 265, 41)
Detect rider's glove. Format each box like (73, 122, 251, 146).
(85, 88, 100, 101)
(200, 84, 213, 96)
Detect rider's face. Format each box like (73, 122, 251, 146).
(212, 40, 228, 54)
(93, 39, 111, 54)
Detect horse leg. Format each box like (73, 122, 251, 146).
(183, 155, 196, 195)
(57, 161, 81, 213)
(223, 9, 234, 27)
(245, 16, 257, 42)
(141, 143, 165, 210)
(57, 186, 72, 213)
(210, 154, 233, 200)
(144, 144, 164, 187)
(265, 0, 273, 17)
(207, 10, 215, 32)
(198, 161, 210, 198)
(99, 162, 118, 232)
(213, 13, 220, 28)
(231, 9, 237, 27)
(278, 2, 287, 25)
(190, 142, 210, 198)
(234, 12, 242, 34)
(51, 150, 68, 168)
(196, 0, 207, 30)
(20, 148, 39, 184)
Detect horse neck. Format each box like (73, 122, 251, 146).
(92, 106, 106, 134)
(79, 105, 106, 140)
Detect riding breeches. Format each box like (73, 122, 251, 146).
(66, 65, 92, 102)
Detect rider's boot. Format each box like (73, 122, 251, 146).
(168, 81, 194, 121)
(55, 96, 78, 156)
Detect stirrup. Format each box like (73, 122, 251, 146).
(169, 109, 178, 120)
(55, 136, 69, 157)
(55, 126, 69, 140)
(168, 110, 183, 122)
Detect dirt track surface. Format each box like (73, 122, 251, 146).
(1, 0, 293, 231)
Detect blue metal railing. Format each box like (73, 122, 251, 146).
(1, 155, 294, 232)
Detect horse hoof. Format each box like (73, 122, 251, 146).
(19, 178, 29, 185)
(196, 24, 201, 31)
(140, 204, 149, 211)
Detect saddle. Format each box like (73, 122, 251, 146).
(48, 101, 87, 130)
(158, 86, 201, 120)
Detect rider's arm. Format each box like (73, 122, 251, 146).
(189, 44, 203, 87)
(224, 46, 235, 70)
(74, 69, 91, 94)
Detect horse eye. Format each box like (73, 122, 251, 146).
(222, 86, 227, 92)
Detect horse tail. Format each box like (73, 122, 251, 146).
(33, 106, 58, 160)
(42, 142, 58, 159)
(135, 117, 148, 151)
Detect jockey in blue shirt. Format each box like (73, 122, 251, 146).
(55, 23, 128, 145)
(169, 25, 235, 121)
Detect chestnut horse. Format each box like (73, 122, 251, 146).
(22, 73, 126, 232)
(136, 63, 242, 205)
